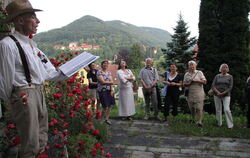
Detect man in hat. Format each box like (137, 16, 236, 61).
(0, 0, 68, 157)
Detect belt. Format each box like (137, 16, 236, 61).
(14, 84, 43, 90)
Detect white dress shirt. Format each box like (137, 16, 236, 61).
(0, 31, 67, 100)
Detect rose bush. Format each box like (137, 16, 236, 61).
(0, 50, 111, 158)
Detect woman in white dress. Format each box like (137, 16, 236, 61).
(117, 60, 136, 120)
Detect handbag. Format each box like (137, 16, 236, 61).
(132, 81, 138, 92)
(184, 71, 199, 97)
(208, 88, 214, 96)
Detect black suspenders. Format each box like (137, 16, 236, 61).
(9, 35, 32, 85)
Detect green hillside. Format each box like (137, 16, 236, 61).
(34, 15, 171, 58)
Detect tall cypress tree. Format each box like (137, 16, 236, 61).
(163, 14, 197, 74)
(198, 0, 250, 107)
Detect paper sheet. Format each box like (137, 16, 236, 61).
(59, 52, 99, 77)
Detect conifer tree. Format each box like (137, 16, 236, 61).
(163, 14, 197, 74)
(198, 0, 250, 107)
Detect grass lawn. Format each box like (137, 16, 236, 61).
(109, 98, 250, 139)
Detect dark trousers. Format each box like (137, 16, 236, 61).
(143, 87, 158, 117)
(164, 91, 179, 117)
(247, 92, 250, 127)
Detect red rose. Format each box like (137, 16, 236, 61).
(106, 152, 112, 158)
(7, 124, 16, 129)
(92, 129, 99, 135)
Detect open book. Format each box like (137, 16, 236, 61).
(59, 52, 99, 77)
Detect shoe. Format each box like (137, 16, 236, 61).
(163, 117, 168, 122)
(154, 116, 162, 121)
(127, 116, 133, 121)
(197, 123, 203, 127)
(105, 120, 112, 125)
(228, 126, 233, 129)
(144, 115, 149, 120)
(189, 120, 195, 124)
(216, 124, 222, 128)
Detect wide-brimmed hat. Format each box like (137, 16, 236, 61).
(0, 0, 42, 24)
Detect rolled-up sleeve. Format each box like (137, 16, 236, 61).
(0, 43, 16, 101)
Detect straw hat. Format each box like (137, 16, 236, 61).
(0, 0, 42, 24)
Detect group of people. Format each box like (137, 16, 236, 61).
(0, 0, 249, 158)
(87, 57, 241, 131)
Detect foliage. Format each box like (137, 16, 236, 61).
(168, 113, 250, 139)
(0, 9, 12, 39)
(128, 43, 144, 70)
(34, 15, 171, 58)
(0, 51, 111, 158)
(198, 0, 250, 109)
(0, 122, 19, 153)
(44, 51, 111, 157)
(162, 14, 197, 74)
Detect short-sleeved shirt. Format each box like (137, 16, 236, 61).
(184, 70, 206, 102)
(97, 70, 112, 91)
(87, 69, 98, 89)
(167, 73, 182, 93)
(138, 67, 159, 86)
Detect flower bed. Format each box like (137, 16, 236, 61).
(0, 51, 111, 158)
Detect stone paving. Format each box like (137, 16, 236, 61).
(104, 119, 250, 158)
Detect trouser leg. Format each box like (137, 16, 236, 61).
(222, 96, 233, 128)
(247, 95, 250, 127)
(11, 86, 47, 158)
(164, 95, 170, 117)
(214, 96, 222, 126)
(151, 87, 158, 117)
(172, 93, 179, 116)
(38, 87, 48, 153)
(143, 91, 151, 116)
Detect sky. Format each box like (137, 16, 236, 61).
(29, 0, 201, 37)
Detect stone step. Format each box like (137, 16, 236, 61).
(104, 119, 250, 158)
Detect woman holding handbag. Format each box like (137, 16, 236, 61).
(211, 64, 233, 129)
(183, 61, 207, 127)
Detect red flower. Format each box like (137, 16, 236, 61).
(62, 122, 69, 128)
(53, 93, 63, 99)
(37, 51, 42, 57)
(7, 124, 16, 129)
(50, 104, 57, 109)
(59, 113, 65, 119)
(20, 93, 27, 104)
(92, 129, 99, 135)
(49, 122, 55, 127)
(59, 134, 65, 139)
(95, 110, 101, 120)
(67, 92, 73, 97)
(28, 34, 33, 39)
(106, 152, 112, 158)
(79, 140, 85, 145)
(69, 113, 75, 118)
(38, 152, 49, 158)
(10, 136, 21, 147)
(86, 110, 92, 120)
(95, 143, 101, 149)
(54, 143, 63, 148)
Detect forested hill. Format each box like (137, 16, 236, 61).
(34, 15, 171, 57)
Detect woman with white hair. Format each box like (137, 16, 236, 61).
(183, 61, 207, 127)
(211, 64, 234, 129)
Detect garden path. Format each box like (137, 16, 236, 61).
(104, 119, 250, 158)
